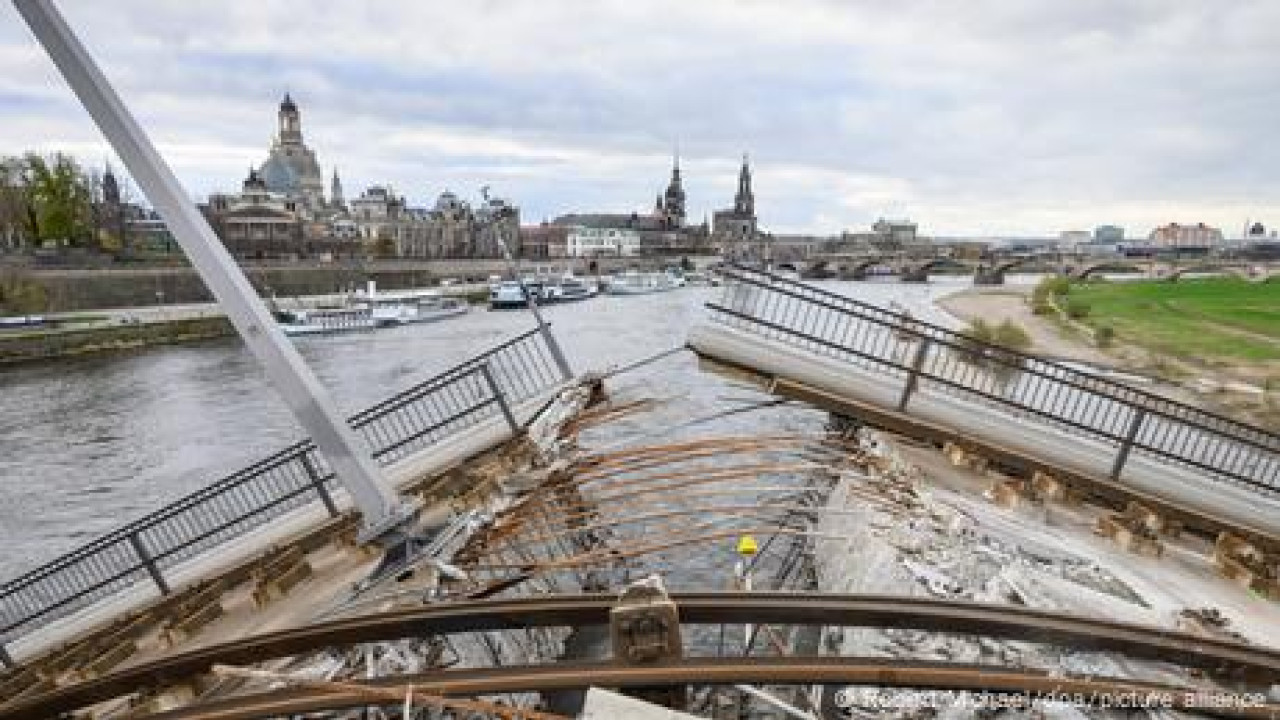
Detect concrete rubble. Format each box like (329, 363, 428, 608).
(814, 425, 1280, 718)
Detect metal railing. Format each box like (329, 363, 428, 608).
(707, 265, 1280, 494)
(0, 327, 568, 652)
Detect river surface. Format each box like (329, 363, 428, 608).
(0, 277, 1010, 581)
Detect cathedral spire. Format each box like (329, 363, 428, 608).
(331, 167, 345, 207)
(662, 146, 686, 229)
(734, 152, 754, 216)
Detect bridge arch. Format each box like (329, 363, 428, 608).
(993, 256, 1038, 275)
(900, 258, 971, 282)
(835, 257, 887, 280)
(801, 259, 834, 279)
(1166, 263, 1254, 282)
(1071, 262, 1142, 280)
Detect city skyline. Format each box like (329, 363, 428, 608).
(2, 1, 1278, 237)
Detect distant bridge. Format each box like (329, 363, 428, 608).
(1072, 260, 1280, 283)
(802, 252, 1063, 284)
(801, 253, 1280, 285)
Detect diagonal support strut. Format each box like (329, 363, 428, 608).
(14, 0, 407, 540)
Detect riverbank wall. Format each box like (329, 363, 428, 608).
(16, 256, 716, 312)
(0, 316, 233, 365)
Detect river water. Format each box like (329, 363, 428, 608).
(0, 277, 995, 582)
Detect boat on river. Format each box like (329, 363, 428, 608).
(548, 275, 598, 302)
(604, 271, 681, 296)
(349, 287, 468, 327)
(489, 280, 531, 310)
(682, 271, 720, 287)
(273, 307, 377, 336)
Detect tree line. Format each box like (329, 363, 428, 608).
(1, 152, 129, 252)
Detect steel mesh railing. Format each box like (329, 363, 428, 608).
(707, 265, 1280, 494)
(0, 327, 567, 649)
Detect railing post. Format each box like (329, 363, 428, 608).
(300, 451, 340, 518)
(127, 531, 170, 596)
(897, 339, 932, 412)
(487, 202, 574, 382)
(479, 363, 520, 434)
(1110, 408, 1148, 480)
(539, 319, 574, 382)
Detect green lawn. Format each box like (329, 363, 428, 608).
(1068, 278, 1280, 362)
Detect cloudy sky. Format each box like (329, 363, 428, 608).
(1, 1, 1277, 237)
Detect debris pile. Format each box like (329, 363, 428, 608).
(813, 427, 1219, 689)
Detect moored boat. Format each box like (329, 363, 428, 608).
(604, 271, 680, 296)
(273, 307, 377, 336)
(682, 271, 720, 287)
(551, 275, 598, 302)
(489, 280, 530, 310)
(350, 286, 468, 327)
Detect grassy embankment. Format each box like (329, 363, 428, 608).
(1031, 277, 1280, 428)
(1067, 279, 1280, 365)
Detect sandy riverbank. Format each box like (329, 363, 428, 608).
(936, 286, 1114, 366)
(936, 286, 1279, 430)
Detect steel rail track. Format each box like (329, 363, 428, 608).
(5, 593, 1278, 718)
(140, 658, 1280, 720)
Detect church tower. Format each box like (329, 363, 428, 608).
(278, 93, 302, 145)
(662, 152, 686, 229)
(101, 162, 126, 252)
(331, 168, 345, 208)
(734, 154, 754, 217)
(102, 162, 120, 207)
(260, 93, 325, 209)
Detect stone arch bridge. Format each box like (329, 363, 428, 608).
(801, 254, 1280, 285)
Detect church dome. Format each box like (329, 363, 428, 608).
(435, 191, 462, 212)
(259, 154, 298, 193)
(280, 93, 297, 113)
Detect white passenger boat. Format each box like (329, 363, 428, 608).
(604, 271, 680, 296)
(682, 271, 720, 287)
(489, 280, 530, 310)
(549, 275, 598, 302)
(775, 265, 802, 282)
(273, 307, 377, 336)
(349, 284, 468, 327)
(0, 314, 47, 329)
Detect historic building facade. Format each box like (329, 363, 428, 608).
(552, 153, 712, 257)
(1148, 222, 1223, 247)
(205, 169, 305, 258)
(352, 189, 520, 260)
(653, 155, 687, 230)
(712, 155, 757, 246)
(519, 223, 569, 258)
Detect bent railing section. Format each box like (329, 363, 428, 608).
(0, 327, 567, 652)
(707, 265, 1280, 495)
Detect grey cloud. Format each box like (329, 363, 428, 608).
(1, 0, 1277, 235)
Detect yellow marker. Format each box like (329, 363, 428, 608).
(736, 534, 758, 556)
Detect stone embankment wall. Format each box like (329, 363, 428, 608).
(22, 255, 715, 312)
(0, 316, 233, 365)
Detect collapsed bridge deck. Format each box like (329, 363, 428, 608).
(687, 266, 1280, 549)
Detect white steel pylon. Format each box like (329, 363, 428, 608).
(13, 0, 405, 538)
